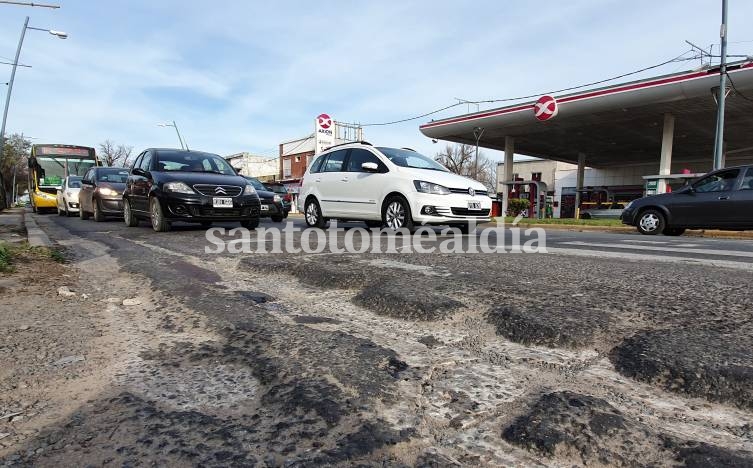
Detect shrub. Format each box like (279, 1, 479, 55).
(506, 198, 530, 216)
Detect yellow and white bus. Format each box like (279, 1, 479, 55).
(28, 144, 98, 213)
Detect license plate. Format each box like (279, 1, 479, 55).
(261, 204, 269, 211)
(212, 197, 233, 208)
(467, 201, 481, 210)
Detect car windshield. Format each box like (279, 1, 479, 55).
(266, 185, 287, 194)
(97, 169, 129, 183)
(244, 177, 267, 190)
(68, 177, 82, 188)
(377, 147, 448, 172)
(154, 150, 237, 175)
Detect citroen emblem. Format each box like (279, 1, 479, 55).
(215, 186, 227, 195)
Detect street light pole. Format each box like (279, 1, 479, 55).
(473, 126, 485, 180)
(158, 121, 188, 150)
(712, 0, 728, 170)
(0, 16, 66, 207)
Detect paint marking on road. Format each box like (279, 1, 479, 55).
(619, 240, 669, 244)
(560, 241, 753, 258)
(545, 247, 753, 271)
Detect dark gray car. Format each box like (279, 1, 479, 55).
(79, 167, 129, 221)
(621, 165, 753, 235)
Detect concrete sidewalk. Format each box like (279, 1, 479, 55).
(501, 220, 753, 239)
(0, 207, 52, 247)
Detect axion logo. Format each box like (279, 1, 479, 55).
(317, 113, 332, 129)
(534, 95, 558, 121)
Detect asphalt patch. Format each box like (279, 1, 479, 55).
(610, 328, 753, 409)
(352, 279, 462, 321)
(502, 391, 753, 467)
(292, 256, 385, 290)
(486, 305, 609, 348)
(293, 315, 342, 325)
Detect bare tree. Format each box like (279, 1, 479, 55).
(1, 134, 32, 208)
(435, 143, 496, 193)
(98, 140, 133, 167)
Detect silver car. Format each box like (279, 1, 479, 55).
(580, 202, 627, 219)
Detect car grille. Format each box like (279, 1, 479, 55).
(451, 208, 491, 216)
(449, 188, 488, 196)
(189, 207, 254, 217)
(192, 184, 243, 197)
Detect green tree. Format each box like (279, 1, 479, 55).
(1, 134, 32, 208)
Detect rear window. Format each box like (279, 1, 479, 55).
(97, 169, 129, 183)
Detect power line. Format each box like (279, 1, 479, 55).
(354, 50, 698, 127)
(726, 72, 753, 103)
(280, 134, 314, 156)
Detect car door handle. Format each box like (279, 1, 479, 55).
(315, 178, 321, 183)
(718, 196, 730, 200)
(341, 177, 349, 182)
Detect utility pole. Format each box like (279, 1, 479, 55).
(712, 0, 728, 170)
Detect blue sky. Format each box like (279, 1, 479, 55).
(1, 0, 752, 161)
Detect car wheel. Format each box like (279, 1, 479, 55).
(241, 218, 259, 229)
(364, 220, 382, 228)
(383, 195, 414, 231)
(580, 213, 592, 220)
(123, 198, 139, 227)
(271, 215, 284, 223)
(304, 198, 327, 228)
(93, 198, 105, 222)
(637, 209, 665, 235)
(79, 202, 90, 220)
(150, 198, 171, 232)
(57, 204, 64, 216)
(663, 227, 686, 236)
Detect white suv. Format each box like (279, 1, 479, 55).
(298, 142, 492, 232)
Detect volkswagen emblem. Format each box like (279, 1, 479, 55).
(468, 187, 475, 197)
(215, 186, 227, 195)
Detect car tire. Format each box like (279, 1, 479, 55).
(93, 198, 105, 222)
(123, 199, 139, 227)
(364, 220, 382, 228)
(150, 197, 171, 232)
(79, 202, 90, 220)
(663, 227, 686, 236)
(637, 209, 665, 235)
(57, 205, 64, 216)
(580, 213, 591, 220)
(304, 198, 327, 229)
(383, 195, 414, 231)
(241, 218, 259, 229)
(271, 215, 284, 223)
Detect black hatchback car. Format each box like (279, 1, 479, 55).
(122, 149, 261, 232)
(621, 165, 753, 235)
(244, 177, 286, 222)
(79, 167, 130, 221)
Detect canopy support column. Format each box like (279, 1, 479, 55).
(574, 153, 586, 219)
(657, 113, 675, 194)
(501, 136, 514, 218)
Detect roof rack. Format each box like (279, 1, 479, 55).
(323, 140, 372, 151)
(401, 147, 417, 152)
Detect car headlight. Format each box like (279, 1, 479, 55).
(244, 184, 257, 195)
(163, 181, 195, 194)
(413, 180, 450, 195)
(99, 187, 118, 196)
(273, 194, 281, 202)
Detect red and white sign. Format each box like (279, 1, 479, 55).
(534, 95, 558, 121)
(317, 113, 332, 129)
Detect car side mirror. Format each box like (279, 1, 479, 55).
(132, 168, 147, 177)
(361, 162, 379, 172)
(81, 179, 93, 186)
(681, 186, 695, 194)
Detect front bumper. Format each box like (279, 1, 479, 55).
(620, 208, 638, 225)
(99, 196, 124, 214)
(160, 194, 261, 221)
(410, 193, 492, 225)
(258, 200, 284, 217)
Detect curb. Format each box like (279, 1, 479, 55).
(23, 210, 53, 247)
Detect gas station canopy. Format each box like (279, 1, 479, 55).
(419, 61, 753, 168)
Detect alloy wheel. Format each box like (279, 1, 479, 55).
(639, 213, 660, 232)
(305, 203, 318, 225)
(385, 201, 405, 229)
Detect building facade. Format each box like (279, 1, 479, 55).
(225, 153, 278, 182)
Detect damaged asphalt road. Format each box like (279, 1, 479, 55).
(1, 214, 753, 466)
